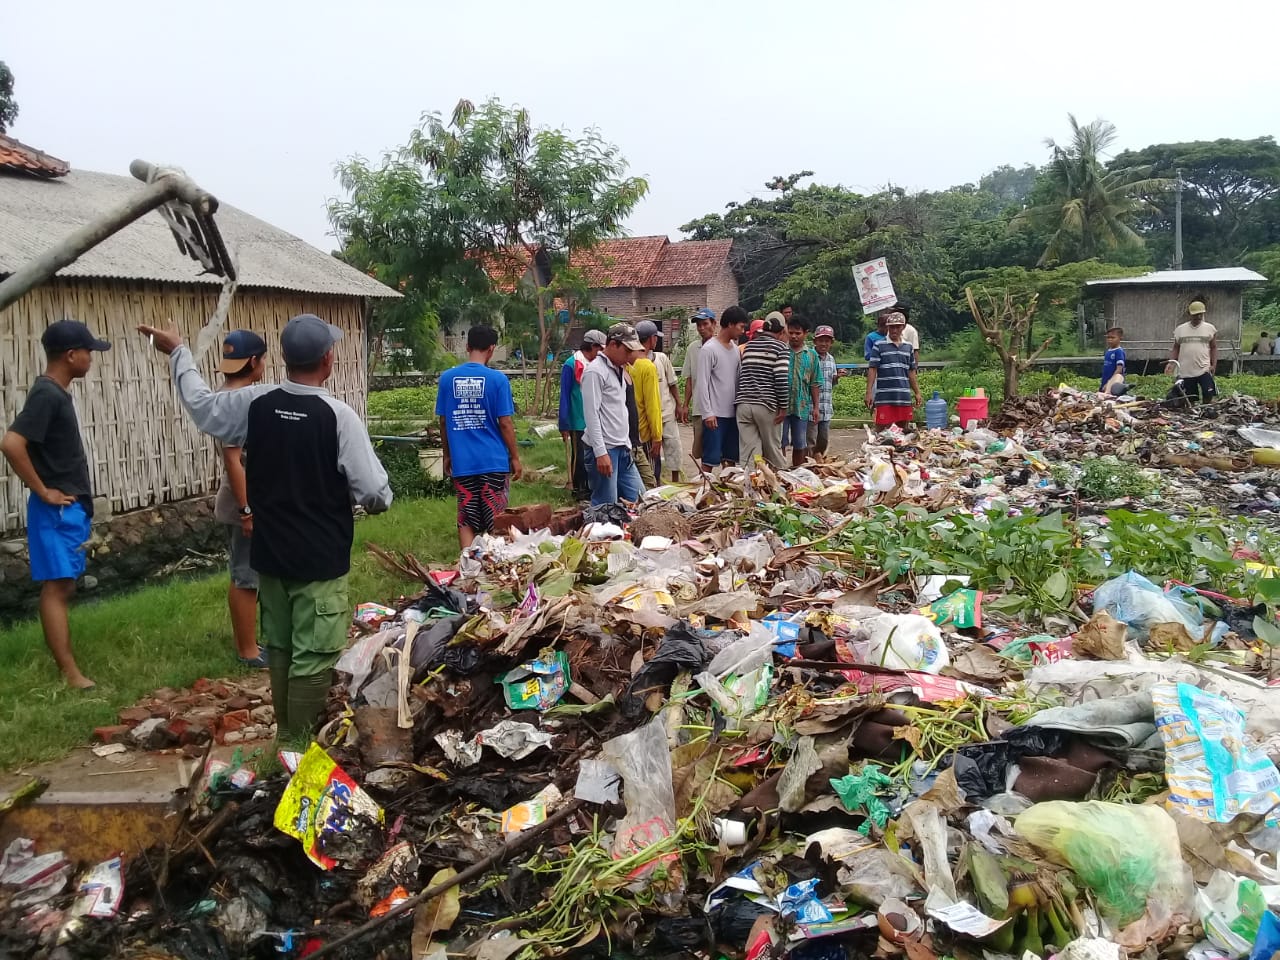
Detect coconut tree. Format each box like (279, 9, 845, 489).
(1015, 115, 1171, 266)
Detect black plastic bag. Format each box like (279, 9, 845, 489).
(710, 897, 775, 948)
(952, 726, 1071, 799)
(586, 502, 631, 526)
(619, 621, 710, 718)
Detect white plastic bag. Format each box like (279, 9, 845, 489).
(863, 613, 950, 673)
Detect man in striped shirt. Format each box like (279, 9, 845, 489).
(865, 312, 921, 429)
(735, 314, 790, 469)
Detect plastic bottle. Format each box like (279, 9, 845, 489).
(925, 391, 948, 429)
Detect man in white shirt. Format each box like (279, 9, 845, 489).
(897, 302, 920, 355)
(1170, 300, 1218, 403)
(682, 308, 716, 462)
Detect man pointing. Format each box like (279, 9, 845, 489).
(140, 316, 392, 740)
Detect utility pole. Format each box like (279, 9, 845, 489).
(1173, 168, 1184, 271)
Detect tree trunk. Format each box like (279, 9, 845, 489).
(1003, 357, 1020, 401)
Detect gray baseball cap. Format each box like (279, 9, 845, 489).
(634, 319, 660, 341)
(281, 314, 344, 365)
(582, 328, 607, 348)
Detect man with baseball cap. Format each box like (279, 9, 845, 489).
(635, 319, 684, 482)
(558, 328, 606, 499)
(214, 330, 269, 668)
(140, 314, 392, 741)
(581, 322, 645, 507)
(1170, 300, 1218, 403)
(811, 325, 841, 455)
(683, 308, 716, 462)
(629, 320, 665, 484)
(1, 320, 110, 689)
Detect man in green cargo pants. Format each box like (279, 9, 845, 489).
(140, 316, 392, 741)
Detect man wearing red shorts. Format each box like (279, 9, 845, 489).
(437, 325, 523, 548)
(865, 312, 921, 430)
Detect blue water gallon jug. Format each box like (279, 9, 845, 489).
(925, 390, 948, 429)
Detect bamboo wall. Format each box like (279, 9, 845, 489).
(0, 279, 368, 534)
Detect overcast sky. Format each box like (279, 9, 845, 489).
(6, 0, 1278, 253)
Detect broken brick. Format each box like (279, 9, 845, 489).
(492, 503, 552, 535)
(117, 706, 152, 726)
(217, 709, 252, 743)
(93, 725, 132, 745)
(549, 508, 585, 536)
(226, 695, 253, 712)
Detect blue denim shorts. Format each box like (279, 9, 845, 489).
(27, 495, 91, 582)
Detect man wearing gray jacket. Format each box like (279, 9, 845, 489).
(140, 315, 392, 741)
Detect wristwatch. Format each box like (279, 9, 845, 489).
(238, 505, 253, 517)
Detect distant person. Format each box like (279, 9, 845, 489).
(626, 338, 663, 489)
(784, 316, 823, 467)
(636, 320, 683, 483)
(896, 302, 921, 355)
(1, 321, 110, 690)
(780, 304, 794, 324)
(1170, 300, 1218, 402)
(811, 325, 841, 455)
(214, 330, 270, 668)
(863, 314, 888, 361)
(735, 313, 790, 469)
(696, 306, 747, 469)
(1100, 326, 1128, 397)
(1251, 332, 1274, 356)
(865, 312, 921, 429)
(682, 308, 716, 463)
(582, 323, 645, 506)
(558, 329, 606, 500)
(438, 325, 523, 549)
(141, 314, 392, 741)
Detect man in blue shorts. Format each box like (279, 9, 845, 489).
(437, 325, 523, 548)
(1, 320, 110, 689)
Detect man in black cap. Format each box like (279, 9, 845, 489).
(214, 330, 269, 668)
(1, 320, 110, 689)
(140, 315, 392, 741)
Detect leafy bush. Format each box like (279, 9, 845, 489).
(373, 441, 450, 499)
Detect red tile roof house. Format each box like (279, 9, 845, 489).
(473, 237, 737, 357)
(572, 237, 737, 352)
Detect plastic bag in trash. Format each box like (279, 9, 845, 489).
(861, 613, 949, 673)
(1152, 682, 1280, 824)
(1092, 570, 1204, 641)
(1197, 870, 1267, 958)
(620, 621, 710, 718)
(1014, 800, 1193, 925)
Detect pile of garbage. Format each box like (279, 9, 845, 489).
(6, 394, 1280, 960)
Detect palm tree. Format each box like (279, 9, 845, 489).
(1015, 115, 1171, 266)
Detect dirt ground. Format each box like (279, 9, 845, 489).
(664, 421, 866, 476)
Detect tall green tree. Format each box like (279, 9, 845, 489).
(331, 99, 647, 409)
(405, 100, 647, 410)
(1110, 137, 1280, 267)
(0, 61, 18, 134)
(1014, 115, 1170, 266)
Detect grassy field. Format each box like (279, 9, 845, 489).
(0, 432, 570, 772)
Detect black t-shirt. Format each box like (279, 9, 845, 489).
(9, 376, 92, 502)
(245, 387, 352, 582)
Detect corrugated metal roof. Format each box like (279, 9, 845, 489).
(0, 167, 399, 299)
(1086, 267, 1268, 288)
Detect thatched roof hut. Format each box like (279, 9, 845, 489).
(0, 145, 398, 533)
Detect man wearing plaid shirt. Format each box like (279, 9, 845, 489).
(810, 325, 840, 455)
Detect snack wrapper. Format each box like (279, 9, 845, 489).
(274, 744, 384, 869)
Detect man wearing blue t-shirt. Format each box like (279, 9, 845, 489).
(1101, 326, 1127, 396)
(436, 325, 523, 548)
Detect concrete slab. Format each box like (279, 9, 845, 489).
(0, 744, 246, 863)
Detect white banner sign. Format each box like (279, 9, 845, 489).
(854, 257, 898, 315)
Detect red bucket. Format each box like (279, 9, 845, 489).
(956, 396, 989, 428)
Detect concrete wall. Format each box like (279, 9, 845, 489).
(0, 497, 224, 617)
